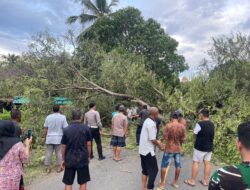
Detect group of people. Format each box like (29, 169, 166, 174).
(137, 106, 250, 190)
(0, 103, 250, 190)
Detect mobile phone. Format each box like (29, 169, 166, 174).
(27, 129, 33, 139)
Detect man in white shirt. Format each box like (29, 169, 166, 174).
(44, 105, 68, 173)
(139, 107, 164, 190)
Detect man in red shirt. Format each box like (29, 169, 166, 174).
(158, 111, 186, 189)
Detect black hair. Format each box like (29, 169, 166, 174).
(199, 108, 209, 117)
(11, 109, 21, 120)
(238, 121, 250, 150)
(89, 102, 96, 109)
(171, 110, 183, 119)
(72, 109, 83, 120)
(142, 105, 147, 109)
(53, 105, 60, 113)
(171, 113, 179, 119)
(119, 105, 125, 112)
(115, 104, 121, 111)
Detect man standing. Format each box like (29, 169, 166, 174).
(61, 109, 92, 190)
(84, 103, 105, 160)
(136, 105, 150, 145)
(158, 111, 186, 189)
(44, 105, 68, 173)
(110, 105, 128, 161)
(185, 108, 215, 187)
(139, 107, 164, 190)
(209, 121, 250, 190)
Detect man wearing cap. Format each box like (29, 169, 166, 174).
(185, 108, 215, 187)
(84, 103, 105, 161)
(158, 111, 186, 189)
(110, 105, 128, 161)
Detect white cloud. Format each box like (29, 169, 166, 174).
(0, 0, 250, 76)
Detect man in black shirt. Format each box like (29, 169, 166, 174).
(61, 109, 92, 190)
(185, 108, 215, 187)
(136, 105, 150, 145)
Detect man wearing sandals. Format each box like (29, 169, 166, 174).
(185, 108, 215, 187)
(209, 121, 250, 190)
(44, 105, 68, 173)
(110, 105, 128, 161)
(158, 111, 186, 189)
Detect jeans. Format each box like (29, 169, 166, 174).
(161, 152, 181, 168)
(140, 153, 159, 189)
(90, 128, 104, 158)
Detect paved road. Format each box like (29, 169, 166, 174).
(27, 147, 218, 190)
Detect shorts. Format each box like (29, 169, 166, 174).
(62, 166, 90, 185)
(161, 152, 181, 168)
(193, 149, 212, 163)
(110, 135, 126, 147)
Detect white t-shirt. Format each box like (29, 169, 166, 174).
(44, 113, 68, 144)
(193, 123, 201, 134)
(139, 118, 157, 156)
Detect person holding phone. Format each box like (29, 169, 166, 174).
(0, 120, 32, 190)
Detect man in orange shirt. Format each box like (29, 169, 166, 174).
(158, 111, 186, 189)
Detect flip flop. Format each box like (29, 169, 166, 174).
(184, 179, 195, 187)
(171, 183, 179, 188)
(200, 180, 208, 187)
(57, 168, 64, 173)
(113, 158, 122, 162)
(46, 168, 52, 174)
(157, 185, 164, 190)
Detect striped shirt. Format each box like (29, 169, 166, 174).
(209, 162, 250, 190)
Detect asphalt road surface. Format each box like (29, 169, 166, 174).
(27, 148, 218, 190)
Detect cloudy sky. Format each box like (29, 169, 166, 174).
(1, 0, 250, 76)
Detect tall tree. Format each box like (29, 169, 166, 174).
(67, 0, 119, 25)
(84, 7, 187, 86)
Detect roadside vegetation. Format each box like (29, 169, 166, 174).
(1, 0, 250, 184)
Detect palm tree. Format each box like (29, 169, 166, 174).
(67, 0, 119, 25)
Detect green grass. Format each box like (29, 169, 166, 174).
(25, 146, 46, 185)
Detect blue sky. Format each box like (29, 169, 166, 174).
(1, 0, 250, 77)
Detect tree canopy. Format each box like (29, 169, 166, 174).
(83, 7, 187, 86)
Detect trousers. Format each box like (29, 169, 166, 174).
(140, 153, 159, 189)
(90, 128, 104, 158)
(45, 144, 62, 166)
(136, 125, 142, 145)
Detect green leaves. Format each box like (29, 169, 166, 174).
(85, 7, 187, 86)
(67, 0, 118, 26)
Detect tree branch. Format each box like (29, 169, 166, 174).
(66, 64, 149, 105)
